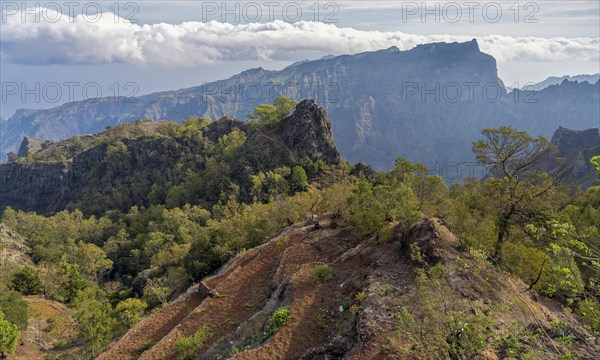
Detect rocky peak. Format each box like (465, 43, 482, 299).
(274, 99, 342, 164)
(17, 136, 44, 157)
(535, 126, 599, 189)
(551, 126, 599, 155)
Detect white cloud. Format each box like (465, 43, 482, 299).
(1, 7, 598, 67)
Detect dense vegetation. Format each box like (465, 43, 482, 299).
(0, 100, 598, 358)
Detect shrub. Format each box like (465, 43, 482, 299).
(11, 266, 42, 295)
(0, 290, 28, 330)
(267, 308, 291, 337)
(175, 325, 211, 360)
(0, 311, 19, 357)
(312, 264, 332, 283)
(115, 298, 148, 328)
(577, 299, 600, 334)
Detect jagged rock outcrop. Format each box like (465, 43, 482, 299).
(274, 99, 341, 165)
(538, 126, 599, 189)
(0, 101, 342, 215)
(17, 136, 44, 157)
(242, 99, 341, 169)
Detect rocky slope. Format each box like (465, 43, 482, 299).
(0, 223, 32, 267)
(99, 217, 600, 360)
(0, 100, 341, 215)
(2, 40, 598, 174)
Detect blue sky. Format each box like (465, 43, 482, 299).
(1, 0, 599, 118)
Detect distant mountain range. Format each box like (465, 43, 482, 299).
(526, 74, 600, 90)
(2, 39, 599, 177)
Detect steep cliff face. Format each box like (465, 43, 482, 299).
(0, 100, 342, 215)
(537, 127, 599, 189)
(3, 41, 598, 174)
(0, 161, 71, 212)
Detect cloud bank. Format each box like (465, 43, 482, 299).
(1, 8, 598, 67)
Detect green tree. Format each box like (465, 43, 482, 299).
(290, 166, 308, 193)
(144, 278, 170, 306)
(77, 242, 113, 281)
(183, 116, 211, 130)
(115, 298, 147, 329)
(248, 97, 298, 127)
(472, 126, 557, 261)
(60, 261, 87, 304)
(0, 291, 28, 331)
(267, 308, 291, 337)
(74, 288, 117, 357)
(348, 180, 389, 240)
(0, 311, 19, 358)
(392, 157, 445, 212)
(11, 266, 42, 295)
(591, 155, 600, 176)
(372, 183, 420, 227)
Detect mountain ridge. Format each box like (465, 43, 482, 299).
(1, 40, 598, 174)
(0, 100, 341, 215)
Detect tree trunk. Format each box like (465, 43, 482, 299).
(493, 213, 511, 262)
(529, 257, 549, 290)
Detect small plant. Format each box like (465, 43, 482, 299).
(228, 344, 240, 357)
(341, 297, 351, 311)
(52, 339, 69, 349)
(275, 236, 290, 249)
(267, 308, 291, 337)
(140, 339, 154, 352)
(557, 334, 573, 346)
(258, 293, 269, 303)
(382, 284, 395, 296)
(312, 264, 332, 283)
(243, 302, 254, 310)
(557, 352, 578, 360)
(394, 307, 416, 331)
(498, 333, 523, 357)
(354, 291, 366, 302)
(175, 325, 211, 360)
(457, 235, 476, 252)
(349, 304, 360, 314)
(549, 320, 568, 331)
